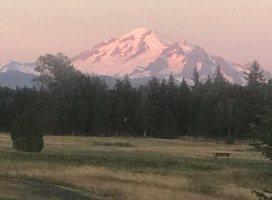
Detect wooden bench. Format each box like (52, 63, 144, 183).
(214, 152, 230, 160)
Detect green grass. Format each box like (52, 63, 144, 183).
(93, 141, 135, 147)
(0, 149, 271, 175)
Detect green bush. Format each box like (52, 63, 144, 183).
(10, 112, 43, 152)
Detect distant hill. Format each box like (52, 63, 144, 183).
(0, 71, 35, 89)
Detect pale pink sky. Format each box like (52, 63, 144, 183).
(0, 0, 272, 70)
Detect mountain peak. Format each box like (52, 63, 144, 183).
(124, 28, 151, 36)
(0, 61, 36, 74)
(71, 28, 175, 75)
(71, 29, 271, 84)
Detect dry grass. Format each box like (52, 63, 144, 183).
(31, 134, 266, 161)
(0, 161, 216, 200)
(218, 184, 256, 200)
(0, 133, 270, 200)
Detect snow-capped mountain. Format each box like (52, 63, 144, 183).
(0, 61, 36, 74)
(1, 28, 271, 88)
(72, 28, 173, 77)
(0, 61, 36, 88)
(71, 28, 255, 85)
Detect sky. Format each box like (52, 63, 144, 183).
(0, 0, 272, 70)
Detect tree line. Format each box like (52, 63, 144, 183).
(0, 53, 271, 157)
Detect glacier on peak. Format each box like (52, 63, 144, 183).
(1, 28, 271, 87)
(71, 28, 269, 85)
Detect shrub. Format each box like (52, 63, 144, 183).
(10, 112, 43, 152)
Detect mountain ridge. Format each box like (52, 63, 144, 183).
(1, 28, 271, 88)
(71, 28, 267, 85)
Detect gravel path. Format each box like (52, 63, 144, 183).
(0, 177, 107, 200)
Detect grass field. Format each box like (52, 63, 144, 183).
(0, 133, 271, 200)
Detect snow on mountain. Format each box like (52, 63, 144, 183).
(72, 28, 264, 85)
(1, 28, 271, 87)
(71, 28, 173, 77)
(0, 61, 36, 74)
(0, 61, 36, 88)
(71, 28, 190, 78)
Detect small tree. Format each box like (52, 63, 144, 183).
(244, 60, 265, 87)
(214, 65, 226, 84)
(192, 67, 200, 86)
(10, 111, 43, 152)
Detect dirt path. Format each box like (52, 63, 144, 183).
(0, 177, 108, 200)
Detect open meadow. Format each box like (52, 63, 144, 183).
(0, 133, 271, 200)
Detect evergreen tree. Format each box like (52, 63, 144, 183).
(91, 77, 111, 135)
(214, 65, 226, 84)
(11, 110, 43, 152)
(2, 53, 270, 143)
(134, 85, 147, 136)
(110, 75, 137, 135)
(159, 79, 177, 138)
(243, 61, 266, 139)
(190, 69, 204, 136)
(253, 79, 272, 159)
(192, 67, 200, 86)
(175, 78, 191, 135)
(10, 88, 43, 152)
(141, 77, 177, 138)
(142, 77, 161, 137)
(244, 60, 265, 87)
(0, 87, 15, 132)
(206, 75, 212, 86)
(166, 74, 177, 113)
